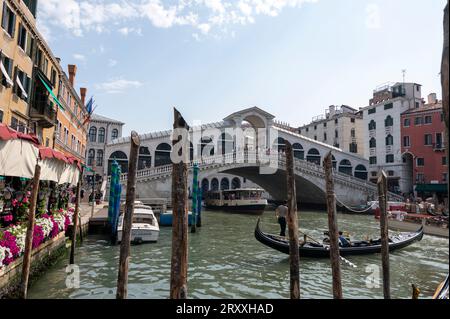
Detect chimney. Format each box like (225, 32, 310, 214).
(427, 93, 437, 104)
(68, 64, 77, 87)
(56, 57, 61, 64)
(80, 88, 87, 106)
(328, 105, 336, 118)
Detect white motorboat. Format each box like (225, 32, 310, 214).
(117, 203, 160, 244)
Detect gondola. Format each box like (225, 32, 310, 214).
(254, 219, 424, 258)
(433, 275, 449, 299)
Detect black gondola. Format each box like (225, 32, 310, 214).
(254, 219, 424, 257)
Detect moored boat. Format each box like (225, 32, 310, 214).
(381, 211, 449, 238)
(205, 188, 268, 214)
(117, 204, 160, 244)
(254, 218, 423, 257)
(159, 210, 194, 226)
(433, 275, 449, 299)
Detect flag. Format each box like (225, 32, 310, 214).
(82, 96, 95, 126)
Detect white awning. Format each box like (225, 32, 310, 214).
(0, 59, 14, 87)
(16, 75, 28, 99)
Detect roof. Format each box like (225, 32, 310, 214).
(223, 106, 276, 121)
(90, 114, 125, 125)
(401, 102, 443, 115)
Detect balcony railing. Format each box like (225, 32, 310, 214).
(30, 102, 56, 129)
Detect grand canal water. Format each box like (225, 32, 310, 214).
(28, 210, 448, 299)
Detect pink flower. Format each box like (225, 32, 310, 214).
(11, 199, 18, 207)
(32, 225, 44, 249)
(26, 191, 31, 197)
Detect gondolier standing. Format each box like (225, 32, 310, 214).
(276, 202, 288, 237)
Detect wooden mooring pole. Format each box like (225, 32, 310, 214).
(19, 163, 41, 299)
(70, 168, 83, 264)
(285, 141, 300, 299)
(323, 152, 343, 299)
(170, 108, 190, 299)
(116, 131, 140, 299)
(377, 170, 390, 299)
(441, 1, 449, 211)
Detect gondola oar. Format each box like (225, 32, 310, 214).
(298, 230, 357, 268)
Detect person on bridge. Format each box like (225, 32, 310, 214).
(275, 202, 288, 237)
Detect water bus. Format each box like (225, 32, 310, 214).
(204, 188, 268, 215)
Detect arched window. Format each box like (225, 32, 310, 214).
(201, 178, 209, 193)
(293, 143, 304, 160)
(354, 164, 368, 180)
(138, 146, 152, 170)
(96, 150, 104, 167)
(108, 151, 128, 175)
(111, 129, 119, 140)
(386, 135, 394, 146)
(370, 138, 377, 148)
(155, 143, 172, 167)
(211, 178, 219, 191)
(87, 149, 95, 166)
(199, 137, 215, 157)
(368, 120, 376, 130)
(231, 177, 241, 190)
(273, 137, 286, 152)
(306, 148, 321, 165)
(338, 159, 352, 176)
(220, 178, 230, 190)
(89, 126, 97, 143)
(385, 116, 393, 127)
(98, 127, 105, 143)
(218, 133, 234, 155)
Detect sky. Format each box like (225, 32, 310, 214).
(37, 0, 448, 136)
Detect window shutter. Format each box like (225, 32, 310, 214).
(13, 66, 18, 95)
(10, 9, 16, 37)
(1, 2, 7, 30)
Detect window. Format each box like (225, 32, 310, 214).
(45, 138, 49, 147)
(0, 109, 3, 123)
(384, 103, 393, 110)
(323, 133, 327, 141)
(417, 158, 425, 166)
(335, 130, 338, 138)
(64, 128, 68, 144)
(424, 116, 432, 124)
(96, 150, 104, 167)
(368, 120, 376, 130)
(15, 69, 31, 101)
(314, 125, 317, 130)
(50, 68, 57, 86)
(385, 116, 393, 127)
(351, 118, 355, 123)
(10, 117, 18, 130)
(416, 85, 420, 92)
(443, 173, 448, 182)
(335, 119, 338, 124)
(441, 113, 444, 122)
(368, 108, 376, 115)
(314, 135, 317, 141)
(0, 53, 13, 87)
(87, 149, 95, 166)
(1, 2, 16, 37)
(436, 133, 443, 148)
(415, 102, 420, 109)
(306, 127, 309, 132)
(403, 136, 410, 147)
(403, 118, 410, 127)
(323, 122, 327, 128)
(349, 143, 358, 153)
(370, 138, 376, 148)
(369, 156, 377, 165)
(98, 127, 105, 143)
(111, 129, 119, 140)
(387, 170, 395, 177)
(414, 117, 423, 125)
(17, 23, 27, 51)
(416, 173, 425, 183)
(71, 135, 76, 150)
(385, 135, 393, 146)
(351, 128, 356, 138)
(386, 154, 394, 163)
(424, 134, 433, 146)
(89, 126, 97, 142)
(442, 157, 447, 166)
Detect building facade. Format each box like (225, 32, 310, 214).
(401, 93, 447, 201)
(361, 82, 424, 194)
(298, 105, 364, 156)
(1, 0, 87, 156)
(84, 113, 125, 185)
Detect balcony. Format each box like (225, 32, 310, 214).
(369, 130, 376, 138)
(433, 143, 445, 152)
(30, 102, 56, 129)
(385, 126, 393, 135)
(369, 148, 376, 156)
(386, 145, 393, 154)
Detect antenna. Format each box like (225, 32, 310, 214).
(402, 69, 406, 83)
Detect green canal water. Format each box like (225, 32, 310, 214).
(28, 210, 448, 299)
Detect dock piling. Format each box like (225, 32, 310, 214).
(116, 131, 140, 299)
(19, 163, 41, 299)
(170, 108, 190, 299)
(377, 170, 391, 299)
(285, 141, 300, 299)
(323, 152, 343, 299)
(70, 169, 83, 264)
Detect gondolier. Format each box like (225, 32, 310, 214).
(275, 202, 288, 237)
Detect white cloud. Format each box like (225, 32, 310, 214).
(108, 59, 118, 67)
(118, 27, 143, 36)
(37, 0, 318, 39)
(95, 78, 143, 94)
(73, 53, 86, 61)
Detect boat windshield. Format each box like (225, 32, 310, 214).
(133, 214, 155, 225)
(223, 190, 263, 200)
